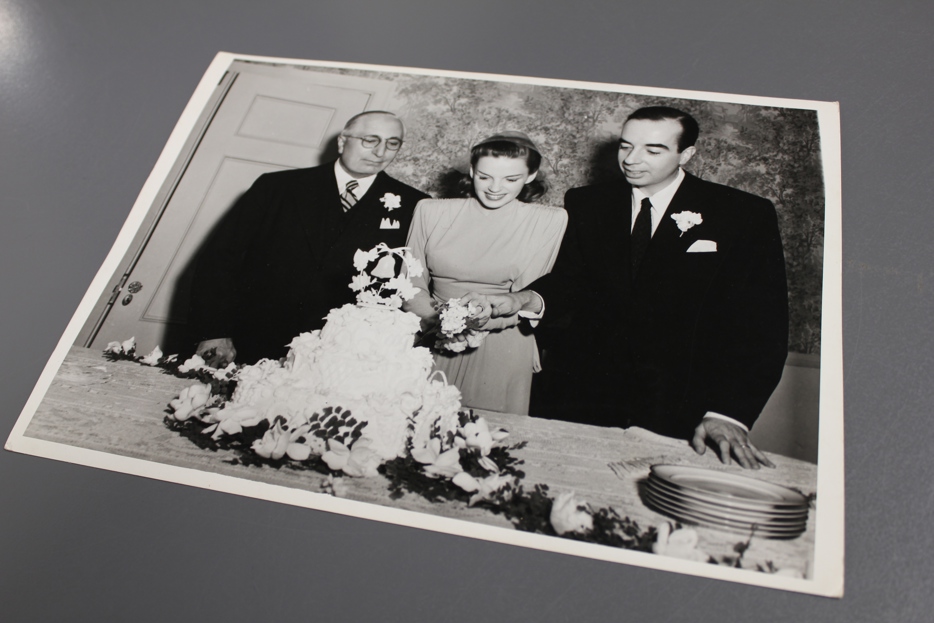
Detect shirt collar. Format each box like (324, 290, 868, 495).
(631, 168, 686, 234)
(631, 167, 686, 215)
(334, 160, 379, 198)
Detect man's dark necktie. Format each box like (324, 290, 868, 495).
(631, 197, 652, 277)
(340, 180, 359, 212)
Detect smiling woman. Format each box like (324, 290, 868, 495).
(403, 131, 567, 415)
(471, 156, 535, 208)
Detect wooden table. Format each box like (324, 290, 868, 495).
(24, 346, 818, 576)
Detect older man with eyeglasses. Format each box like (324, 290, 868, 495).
(188, 111, 429, 365)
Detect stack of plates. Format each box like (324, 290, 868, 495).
(645, 465, 810, 539)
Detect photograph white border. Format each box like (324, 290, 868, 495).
(5, 51, 844, 597)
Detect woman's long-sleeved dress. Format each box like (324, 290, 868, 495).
(406, 197, 567, 414)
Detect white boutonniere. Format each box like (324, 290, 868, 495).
(380, 193, 402, 211)
(670, 211, 703, 237)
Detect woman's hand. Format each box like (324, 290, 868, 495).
(460, 292, 492, 329)
(402, 289, 440, 333)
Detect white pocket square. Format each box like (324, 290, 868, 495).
(687, 239, 717, 253)
(379, 218, 400, 230)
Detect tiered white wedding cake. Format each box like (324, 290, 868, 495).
(211, 244, 462, 464)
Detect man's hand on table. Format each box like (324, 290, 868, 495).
(195, 338, 237, 368)
(691, 418, 775, 470)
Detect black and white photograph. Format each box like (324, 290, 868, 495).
(6, 54, 842, 595)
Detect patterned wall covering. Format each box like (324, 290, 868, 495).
(303, 66, 825, 354)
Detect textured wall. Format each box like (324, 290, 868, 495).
(305, 66, 825, 354)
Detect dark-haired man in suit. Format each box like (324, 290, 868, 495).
(486, 106, 788, 469)
(188, 111, 429, 365)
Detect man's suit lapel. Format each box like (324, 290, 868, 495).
(635, 173, 705, 285)
(296, 164, 342, 258)
(592, 181, 633, 298)
(346, 172, 390, 225)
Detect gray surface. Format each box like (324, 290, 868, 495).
(0, 0, 930, 621)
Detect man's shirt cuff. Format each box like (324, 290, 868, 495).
(517, 291, 545, 326)
(702, 411, 749, 432)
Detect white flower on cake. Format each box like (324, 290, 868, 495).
(670, 211, 703, 236)
(349, 274, 373, 292)
(353, 247, 379, 272)
(406, 256, 423, 279)
(652, 522, 710, 562)
(550, 491, 594, 535)
(379, 192, 402, 211)
(385, 276, 419, 301)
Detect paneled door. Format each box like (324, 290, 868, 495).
(81, 62, 394, 354)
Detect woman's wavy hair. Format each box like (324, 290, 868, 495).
(457, 139, 547, 202)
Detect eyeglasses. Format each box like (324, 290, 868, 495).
(343, 135, 403, 151)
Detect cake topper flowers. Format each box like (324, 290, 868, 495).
(350, 243, 424, 307)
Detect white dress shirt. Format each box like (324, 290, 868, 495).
(630, 167, 685, 235)
(334, 160, 378, 199)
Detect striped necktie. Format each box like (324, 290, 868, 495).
(341, 179, 359, 212)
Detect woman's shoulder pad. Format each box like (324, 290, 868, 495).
(415, 197, 467, 208)
(523, 201, 565, 211)
(522, 202, 568, 217)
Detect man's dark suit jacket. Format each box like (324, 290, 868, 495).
(529, 172, 788, 439)
(188, 162, 429, 364)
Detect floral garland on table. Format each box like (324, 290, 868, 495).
(103, 337, 237, 398)
(102, 338, 805, 576)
